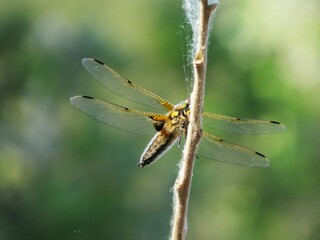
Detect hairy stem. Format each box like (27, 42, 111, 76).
(170, 1, 218, 240)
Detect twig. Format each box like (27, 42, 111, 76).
(170, 1, 218, 240)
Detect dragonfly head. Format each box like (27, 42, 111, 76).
(180, 98, 190, 110)
(174, 99, 190, 113)
(181, 99, 190, 117)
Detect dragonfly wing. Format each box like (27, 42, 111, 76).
(203, 112, 286, 134)
(82, 58, 174, 111)
(70, 96, 163, 134)
(197, 132, 270, 167)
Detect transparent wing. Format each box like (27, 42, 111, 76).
(203, 112, 286, 134)
(197, 131, 270, 167)
(82, 58, 174, 111)
(70, 95, 164, 134)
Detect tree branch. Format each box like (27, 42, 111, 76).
(170, 1, 218, 240)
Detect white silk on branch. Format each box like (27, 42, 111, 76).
(182, 0, 219, 89)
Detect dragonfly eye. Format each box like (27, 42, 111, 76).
(181, 101, 190, 111)
(183, 98, 190, 108)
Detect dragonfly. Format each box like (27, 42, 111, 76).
(70, 58, 285, 168)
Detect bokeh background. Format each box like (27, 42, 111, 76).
(1, 0, 319, 239)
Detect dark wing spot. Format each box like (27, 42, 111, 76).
(127, 80, 132, 85)
(255, 152, 266, 157)
(270, 121, 281, 124)
(236, 118, 240, 121)
(218, 138, 224, 142)
(123, 107, 129, 111)
(94, 59, 104, 65)
(82, 96, 94, 99)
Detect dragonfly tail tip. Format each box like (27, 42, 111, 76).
(137, 162, 145, 168)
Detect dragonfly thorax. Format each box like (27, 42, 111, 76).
(167, 103, 190, 129)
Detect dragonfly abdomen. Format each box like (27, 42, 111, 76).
(138, 131, 178, 168)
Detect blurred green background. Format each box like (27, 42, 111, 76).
(1, 0, 319, 239)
